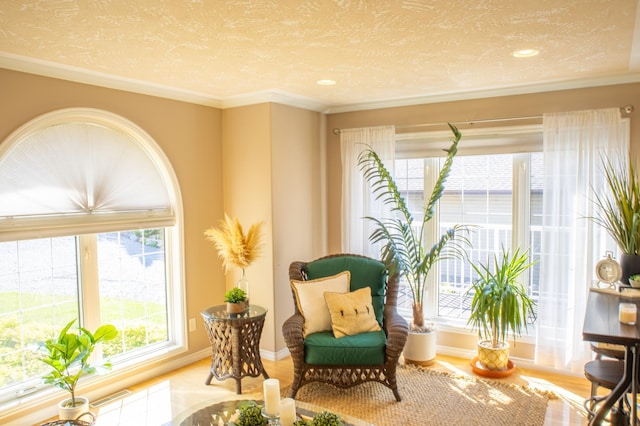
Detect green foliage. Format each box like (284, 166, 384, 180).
(231, 400, 267, 426)
(589, 156, 640, 255)
(293, 411, 344, 426)
(466, 247, 536, 348)
(358, 123, 470, 327)
(225, 287, 248, 303)
(37, 319, 118, 406)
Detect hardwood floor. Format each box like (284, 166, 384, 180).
(76, 354, 593, 425)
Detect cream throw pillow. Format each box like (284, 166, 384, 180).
(324, 287, 382, 338)
(291, 271, 350, 337)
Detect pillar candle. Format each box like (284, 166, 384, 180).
(619, 302, 637, 324)
(263, 378, 280, 416)
(280, 398, 296, 426)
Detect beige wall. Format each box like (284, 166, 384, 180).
(0, 68, 223, 361)
(271, 103, 326, 351)
(222, 103, 325, 353)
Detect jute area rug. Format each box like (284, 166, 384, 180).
(282, 365, 555, 426)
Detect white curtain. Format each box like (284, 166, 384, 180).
(535, 108, 629, 373)
(340, 126, 395, 257)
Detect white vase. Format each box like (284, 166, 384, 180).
(403, 329, 436, 366)
(58, 396, 90, 421)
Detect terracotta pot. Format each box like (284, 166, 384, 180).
(477, 340, 510, 370)
(403, 329, 436, 366)
(58, 396, 90, 421)
(226, 302, 246, 314)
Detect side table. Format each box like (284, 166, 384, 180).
(201, 304, 269, 393)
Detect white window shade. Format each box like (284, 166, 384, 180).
(396, 124, 542, 159)
(0, 109, 176, 241)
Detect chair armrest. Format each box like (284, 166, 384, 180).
(283, 313, 306, 359)
(384, 309, 409, 361)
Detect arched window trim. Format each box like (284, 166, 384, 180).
(0, 108, 179, 241)
(0, 108, 188, 420)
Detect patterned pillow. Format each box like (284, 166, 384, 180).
(324, 287, 382, 338)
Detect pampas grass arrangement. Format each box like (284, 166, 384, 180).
(204, 214, 264, 272)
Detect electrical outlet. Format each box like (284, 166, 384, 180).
(189, 317, 196, 332)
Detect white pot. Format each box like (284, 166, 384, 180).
(403, 329, 436, 366)
(477, 340, 510, 370)
(58, 396, 90, 421)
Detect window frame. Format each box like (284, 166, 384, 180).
(0, 108, 187, 418)
(395, 125, 542, 332)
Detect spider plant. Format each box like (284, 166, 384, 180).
(358, 123, 470, 329)
(466, 247, 536, 348)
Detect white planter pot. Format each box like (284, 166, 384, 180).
(477, 340, 510, 370)
(403, 329, 436, 366)
(58, 396, 90, 421)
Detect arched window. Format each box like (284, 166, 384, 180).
(0, 108, 185, 405)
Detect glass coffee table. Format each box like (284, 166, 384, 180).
(175, 399, 371, 426)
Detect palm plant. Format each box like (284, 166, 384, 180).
(358, 123, 469, 329)
(466, 247, 536, 348)
(589, 156, 640, 255)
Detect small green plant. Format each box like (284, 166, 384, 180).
(466, 247, 536, 348)
(38, 319, 118, 407)
(631, 274, 640, 281)
(293, 411, 344, 426)
(225, 287, 248, 304)
(231, 400, 267, 426)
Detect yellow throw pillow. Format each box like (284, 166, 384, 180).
(324, 287, 382, 338)
(291, 271, 350, 337)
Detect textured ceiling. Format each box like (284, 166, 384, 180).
(1, 0, 639, 111)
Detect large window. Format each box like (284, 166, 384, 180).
(0, 109, 184, 407)
(394, 126, 542, 326)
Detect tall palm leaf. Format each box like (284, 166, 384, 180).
(358, 123, 470, 327)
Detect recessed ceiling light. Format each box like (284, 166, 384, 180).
(512, 48, 540, 58)
(316, 79, 336, 86)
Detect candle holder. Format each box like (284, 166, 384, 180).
(261, 408, 281, 425)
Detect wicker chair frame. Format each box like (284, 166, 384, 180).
(282, 253, 409, 401)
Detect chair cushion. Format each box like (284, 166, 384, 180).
(324, 287, 381, 338)
(306, 256, 386, 325)
(304, 330, 386, 365)
(291, 271, 350, 337)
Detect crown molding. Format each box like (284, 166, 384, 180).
(0, 52, 224, 108)
(0, 52, 333, 112)
(2, 51, 640, 115)
(220, 89, 329, 112)
(324, 73, 640, 114)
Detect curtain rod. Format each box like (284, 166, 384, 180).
(331, 104, 635, 135)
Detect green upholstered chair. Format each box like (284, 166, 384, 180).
(282, 253, 408, 401)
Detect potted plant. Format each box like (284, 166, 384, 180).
(205, 214, 264, 304)
(358, 123, 470, 365)
(589, 156, 640, 285)
(466, 247, 535, 374)
(38, 319, 118, 420)
(225, 287, 248, 314)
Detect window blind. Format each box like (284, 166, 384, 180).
(0, 109, 175, 241)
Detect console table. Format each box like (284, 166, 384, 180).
(582, 289, 640, 426)
(201, 304, 269, 393)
